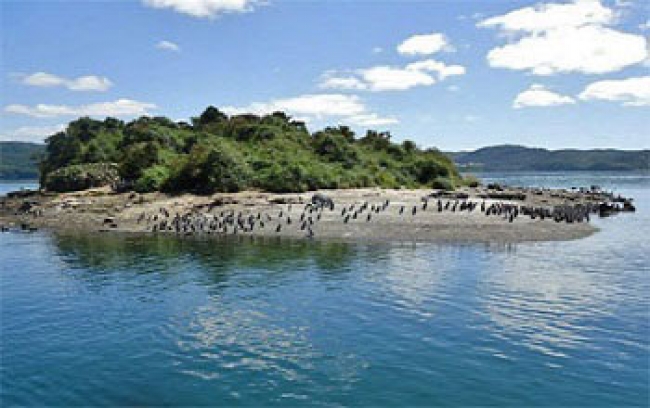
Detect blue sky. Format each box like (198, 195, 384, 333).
(1, 0, 649, 150)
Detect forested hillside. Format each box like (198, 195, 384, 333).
(0, 142, 45, 179)
(35, 107, 463, 193)
(449, 145, 649, 171)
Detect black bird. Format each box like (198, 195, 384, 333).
(276, 224, 282, 232)
(399, 206, 405, 215)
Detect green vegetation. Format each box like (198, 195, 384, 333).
(449, 145, 650, 172)
(43, 163, 120, 192)
(0, 142, 45, 179)
(35, 107, 462, 193)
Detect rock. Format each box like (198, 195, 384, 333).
(622, 200, 636, 212)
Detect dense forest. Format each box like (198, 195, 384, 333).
(449, 145, 650, 172)
(33, 107, 464, 193)
(0, 142, 45, 179)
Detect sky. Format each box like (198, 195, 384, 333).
(1, 0, 649, 150)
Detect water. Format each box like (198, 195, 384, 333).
(1, 172, 649, 406)
(0, 180, 39, 197)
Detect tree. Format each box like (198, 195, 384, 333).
(193, 106, 228, 127)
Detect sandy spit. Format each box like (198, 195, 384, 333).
(0, 186, 602, 243)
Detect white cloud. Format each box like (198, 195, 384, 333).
(372, 47, 384, 54)
(222, 94, 397, 127)
(640, 20, 650, 31)
(319, 76, 368, 90)
(486, 25, 648, 75)
(320, 59, 465, 92)
(478, 0, 615, 33)
(21, 72, 113, 92)
(359, 66, 435, 91)
(513, 84, 576, 108)
(346, 113, 399, 127)
(0, 124, 66, 143)
(4, 99, 157, 118)
(224, 94, 365, 118)
(156, 40, 180, 52)
(579, 76, 650, 106)
(142, 0, 260, 19)
(397, 32, 451, 56)
(479, 0, 648, 75)
(405, 59, 466, 79)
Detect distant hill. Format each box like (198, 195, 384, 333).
(448, 145, 650, 172)
(0, 142, 45, 179)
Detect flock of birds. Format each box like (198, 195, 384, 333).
(137, 193, 600, 239)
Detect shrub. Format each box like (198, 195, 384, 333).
(134, 165, 170, 193)
(44, 163, 120, 192)
(463, 174, 480, 188)
(164, 141, 251, 194)
(431, 177, 455, 191)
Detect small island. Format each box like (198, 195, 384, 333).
(0, 107, 635, 242)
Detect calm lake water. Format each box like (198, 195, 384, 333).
(1, 172, 649, 406)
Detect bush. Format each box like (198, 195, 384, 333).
(44, 163, 120, 192)
(431, 177, 455, 191)
(134, 165, 170, 193)
(463, 174, 480, 188)
(312, 131, 359, 167)
(164, 141, 251, 194)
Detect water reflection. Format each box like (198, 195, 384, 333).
(478, 246, 624, 359)
(50, 233, 358, 289)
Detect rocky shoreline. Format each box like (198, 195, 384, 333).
(0, 184, 636, 243)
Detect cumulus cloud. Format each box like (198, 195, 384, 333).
(222, 94, 397, 127)
(4, 99, 157, 118)
(397, 32, 451, 56)
(579, 76, 650, 106)
(513, 84, 576, 108)
(319, 76, 368, 91)
(156, 40, 180, 52)
(345, 113, 399, 127)
(142, 0, 260, 19)
(0, 124, 67, 143)
(21, 72, 113, 92)
(405, 59, 466, 80)
(320, 59, 465, 92)
(478, 0, 615, 33)
(479, 0, 648, 75)
(359, 66, 435, 91)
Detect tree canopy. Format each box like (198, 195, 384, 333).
(38, 106, 464, 193)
